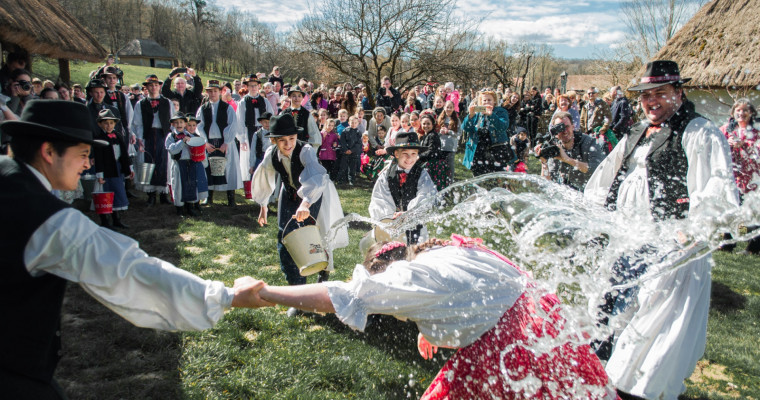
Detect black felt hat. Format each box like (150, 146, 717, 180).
(86, 78, 107, 91)
(0, 100, 107, 146)
(628, 60, 691, 92)
(243, 74, 260, 85)
(287, 87, 305, 97)
(386, 131, 427, 153)
(264, 113, 303, 138)
(257, 111, 273, 122)
(170, 111, 188, 122)
(96, 109, 120, 122)
(143, 74, 163, 86)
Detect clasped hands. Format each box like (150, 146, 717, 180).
(231, 276, 274, 308)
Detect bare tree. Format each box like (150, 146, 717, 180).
(620, 0, 707, 59)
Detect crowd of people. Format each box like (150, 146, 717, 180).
(1, 50, 758, 400)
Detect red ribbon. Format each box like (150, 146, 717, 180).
(150, 100, 159, 108)
(106, 133, 117, 139)
(398, 172, 407, 186)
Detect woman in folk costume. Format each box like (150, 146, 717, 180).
(234, 235, 616, 399)
(251, 113, 348, 292)
(165, 111, 208, 216)
(92, 109, 133, 228)
(237, 75, 275, 199)
(196, 79, 243, 206)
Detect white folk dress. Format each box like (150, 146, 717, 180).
(584, 118, 740, 400)
(196, 101, 243, 191)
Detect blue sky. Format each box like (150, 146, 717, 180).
(217, 0, 627, 59)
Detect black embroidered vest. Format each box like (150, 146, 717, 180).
(271, 142, 305, 201)
(140, 97, 172, 135)
(105, 90, 129, 132)
(287, 108, 311, 142)
(202, 101, 230, 135)
(387, 162, 424, 212)
(0, 157, 70, 383)
(605, 100, 698, 221)
(243, 95, 268, 128)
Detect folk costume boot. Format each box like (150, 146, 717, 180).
(146, 192, 156, 207)
(184, 203, 198, 217)
(206, 191, 214, 206)
(112, 211, 129, 229)
(99, 214, 112, 228)
(159, 193, 171, 205)
(193, 202, 202, 215)
(176, 206, 184, 216)
(227, 190, 236, 206)
(317, 270, 330, 283)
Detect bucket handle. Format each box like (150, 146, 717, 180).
(140, 149, 154, 164)
(284, 215, 317, 234)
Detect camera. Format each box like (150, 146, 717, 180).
(534, 124, 565, 159)
(16, 80, 32, 92)
(471, 105, 487, 113)
(171, 67, 188, 76)
(549, 122, 567, 137)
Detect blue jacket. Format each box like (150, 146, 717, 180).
(460, 107, 510, 169)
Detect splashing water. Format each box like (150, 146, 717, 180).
(324, 172, 760, 397)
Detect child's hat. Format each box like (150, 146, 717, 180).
(96, 109, 120, 122)
(170, 111, 188, 122)
(257, 111, 273, 122)
(264, 113, 303, 138)
(143, 74, 163, 86)
(386, 132, 428, 153)
(186, 114, 200, 123)
(206, 80, 222, 90)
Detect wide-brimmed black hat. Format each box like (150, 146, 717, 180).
(143, 74, 163, 86)
(86, 78, 107, 91)
(206, 79, 222, 90)
(257, 111, 273, 122)
(170, 111, 188, 122)
(287, 87, 305, 97)
(96, 109, 120, 122)
(101, 66, 119, 77)
(243, 74, 260, 85)
(0, 100, 107, 146)
(628, 60, 691, 92)
(386, 131, 427, 153)
(264, 113, 303, 138)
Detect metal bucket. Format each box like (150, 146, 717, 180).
(281, 217, 328, 276)
(209, 156, 227, 177)
(136, 152, 155, 186)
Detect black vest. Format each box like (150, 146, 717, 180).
(243, 95, 267, 128)
(286, 108, 311, 142)
(104, 90, 129, 132)
(0, 157, 70, 383)
(271, 142, 306, 200)
(139, 97, 172, 136)
(387, 162, 424, 212)
(605, 100, 698, 221)
(202, 101, 230, 135)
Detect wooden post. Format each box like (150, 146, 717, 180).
(58, 58, 71, 84)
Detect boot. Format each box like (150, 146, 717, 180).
(206, 191, 214, 206)
(112, 211, 129, 229)
(146, 192, 156, 207)
(184, 203, 198, 217)
(159, 193, 171, 205)
(176, 206, 184, 216)
(317, 270, 330, 283)
(193, 202, 203, 215)
(227, 190, 236, 206)
(99, 214, 111, 228)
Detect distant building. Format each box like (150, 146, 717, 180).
(117, 39, 177, 68)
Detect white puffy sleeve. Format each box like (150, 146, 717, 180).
(131, 101, 144, 140)
(297, 144, 329, 204)
(682, 119, 741, 219)
(407, 169, 438, 211)
(251, 145, 278, 205)
(24, 208, 233, 331)
(369, 167, 396, 220)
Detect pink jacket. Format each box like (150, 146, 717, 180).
(319, 131, 340, 161)
(445, 90, 461, 112)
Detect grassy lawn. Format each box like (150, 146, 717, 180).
(55, 155, 759, 399)
(31, 56, 240, 87)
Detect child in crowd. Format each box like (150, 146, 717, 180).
(336, 109, 350, 136)
(251, 114, 348, 295)
(93, 109, 133, 228)
(318, 118, 339, 179)
(509, 126, 530, 173)
(366, 125, 390, 181)
(387, 113, 403, 147)
(418, 113, 450, 190)
(338, 115, 363, 185)
(369, 131, 437, 244)
(355, 107, 367, 134)
(249, 112, 273, 174)
(165, 111, 208, 216)
(360, 132, 371, 175)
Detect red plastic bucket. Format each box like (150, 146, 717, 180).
(92, 191, 114, 214)
(188, 136, 206, 162)
(243, 180, 252, 199)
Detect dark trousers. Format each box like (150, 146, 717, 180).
(339, 154, 360, 183)
(1, 369, 68, 400)
(277, 192, 323, 285)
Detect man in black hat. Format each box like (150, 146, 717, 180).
(131, 74, 175, 205)
(583, 60, 740, 400)
(250, 114, 347, 304)
(0, 100, 271, 399)
(237, 74, 275, 196)
(162, 67, 203, 116)
(281, 87, 321, 146)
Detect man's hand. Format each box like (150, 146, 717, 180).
(231, 277, 275, 308)
(220, 143, 228, 154)
(205, 143, 215, 153)
(294, 200, 310, 222)
(258, 207, 268, 227)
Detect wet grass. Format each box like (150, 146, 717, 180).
(55, 155, 760, 399)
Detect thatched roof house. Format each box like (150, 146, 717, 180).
(646, 0, 760, 88)
(566, 75, 614, 93)
(117, 39, 177, 69)
(0, 0, 106, 62)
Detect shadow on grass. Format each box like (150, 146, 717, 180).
(710, 281, 747, 313)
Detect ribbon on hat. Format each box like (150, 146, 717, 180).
(641, 74, 680, 83)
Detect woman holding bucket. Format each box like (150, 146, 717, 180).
(165, 111, 209, 216)
(251, 113, 348, 314)
(92, 109, 133, 228)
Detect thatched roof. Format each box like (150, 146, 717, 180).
(566, 75, 614, 92)
(0, 0, 106, 62)
(647, 0, 760, 88)
(118, 39, 174, 59)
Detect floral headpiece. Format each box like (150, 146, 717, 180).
(374, 241, 406, 258)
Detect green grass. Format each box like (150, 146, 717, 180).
(139, 155, 760, 398)
(31, 56, 240, 87)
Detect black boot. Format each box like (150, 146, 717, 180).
(206, 191, 214, 206)
(112, 211, 129, 229)
(146, 192, 156, 207)
(317, 270, 330, 283)
(99, 214, 111, 228)
(184, 203, 198, 217)
(176, 206, 184, 216)
(227, 190, 236, 206)
(125, 180, 137, 199)
(193, 202, 203, 215)
(159, 193, 171, 205)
